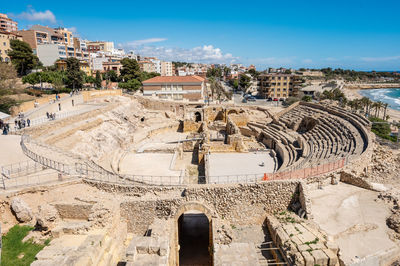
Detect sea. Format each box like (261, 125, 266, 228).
(358, 88, 400, 111)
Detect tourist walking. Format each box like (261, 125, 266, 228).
(27, 118, 31, 127)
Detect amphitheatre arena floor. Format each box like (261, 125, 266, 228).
(208, 151, 275, 177)
(310, 183, 400, 265)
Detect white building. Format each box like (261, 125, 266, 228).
(150, 59, 162, 74)
(36, 44, 68, 66)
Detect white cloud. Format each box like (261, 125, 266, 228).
(121, 44, 238, 64)
(125, 38, 167, 46)
(302, 59, 313, 64)
(12, 7, 56, 24)
(325, 57, 338, 62)
(249, 57, 296, 65)
(68, 27, 78, 34)
(360, 55, 400, 62)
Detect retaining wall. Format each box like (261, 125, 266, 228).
(84, 180, 301, 234)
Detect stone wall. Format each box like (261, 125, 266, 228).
(10, 93, 70, 115)
(183, 120, 202, 132)
(84, 180, 301, 234)
(298, 182, 313, 219)
(339, 171, 375, 190)
(54, 202, 93, 220)
(82, 89, 122, 102)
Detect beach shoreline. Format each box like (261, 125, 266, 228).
(343, 86, 400, 123)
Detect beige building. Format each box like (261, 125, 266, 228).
(0, 13, 18, 32)
(87, 41, 114, 54)
(102, 61, 123, 75)
(54, 27, 73, 46)
(161, 61, 173, 76)
(257, 74, 302, 99)
(139, 60, 156, 73)
(0, 30, 22, 62)
(142, 75, 205, 101)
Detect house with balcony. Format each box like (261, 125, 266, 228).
(257, 74, 303, 99)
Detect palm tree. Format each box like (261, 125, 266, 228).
(376, 101, 383, 118)
(366, 98, 372, 117)
(361, 97, 370, 115)
(372, 102, 378, 118)
(383, 103, 389, 120)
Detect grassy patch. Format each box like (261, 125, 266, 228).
(369, 117, 398, 142)
(1, 225, 49, 266)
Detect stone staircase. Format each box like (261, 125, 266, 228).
(32, 222, 127, 266)
(125, 236, 169, 266)
(255, 241, 288, 266)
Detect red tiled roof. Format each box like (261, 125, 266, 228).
(142, 75, 205, 84)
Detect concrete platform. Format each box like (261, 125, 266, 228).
(309, 183, 400, 265)
(208, 151, 275, 183)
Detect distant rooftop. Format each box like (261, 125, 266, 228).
(142, 75, 205, 84)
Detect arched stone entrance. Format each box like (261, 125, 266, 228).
(174, 202, 215, 266)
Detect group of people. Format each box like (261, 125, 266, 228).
(46, 112, 56, 120)
(0, 119, 10, 135)
(14, 113, 31, 130)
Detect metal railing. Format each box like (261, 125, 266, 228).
(1, 160, 45, 178)
(1, 171, 77, 190)
(5, 134, 349, 190)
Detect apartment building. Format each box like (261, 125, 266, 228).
(161, 61, 173, 76)
(72, 38, 89, 60)
(102, 61, 122, 75)
(142, 76, 205, 101)
(257, 74, 302, 99)
(17, 25, 66, 50)
(138, 60, 156, 73)
(0, 30, 22, 62)
(0, 13, 18, 32)
(86, 41, 114, 54)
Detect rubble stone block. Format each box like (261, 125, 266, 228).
(311, 249, 329, 265)
(323, 249, 338, 266)
(301, 251, 315, 266)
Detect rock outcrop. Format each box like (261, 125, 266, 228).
(11, 198, 33, 223)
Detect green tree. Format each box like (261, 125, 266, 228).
(302, 95, 312, 102)
(120, 58, 141, 81)
(22, 72, 40, 87)
(104, 70, 118, 82)
(140, 71, 160, 81)
(119, 79, 142, 91)
(86, 75, 96, 89)
(238, 74, 251, 92)
(65, 58, 84, 90)
(8, 40, 39, 76)
(0, 97, 18, 114)
(206, 68, 222, 78)
(95, 71, 102, 89)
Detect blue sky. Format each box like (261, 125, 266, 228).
(3, 0, 400, 70)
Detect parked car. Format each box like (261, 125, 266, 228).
(242, 98, 247, 103)
(247, 97, 256, 102)
(279, 98, 285, 102)
(267, 98, 272, 102)
(273, 98, 278, 101)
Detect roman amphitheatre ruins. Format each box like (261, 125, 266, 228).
(1, 90, 400, 266)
